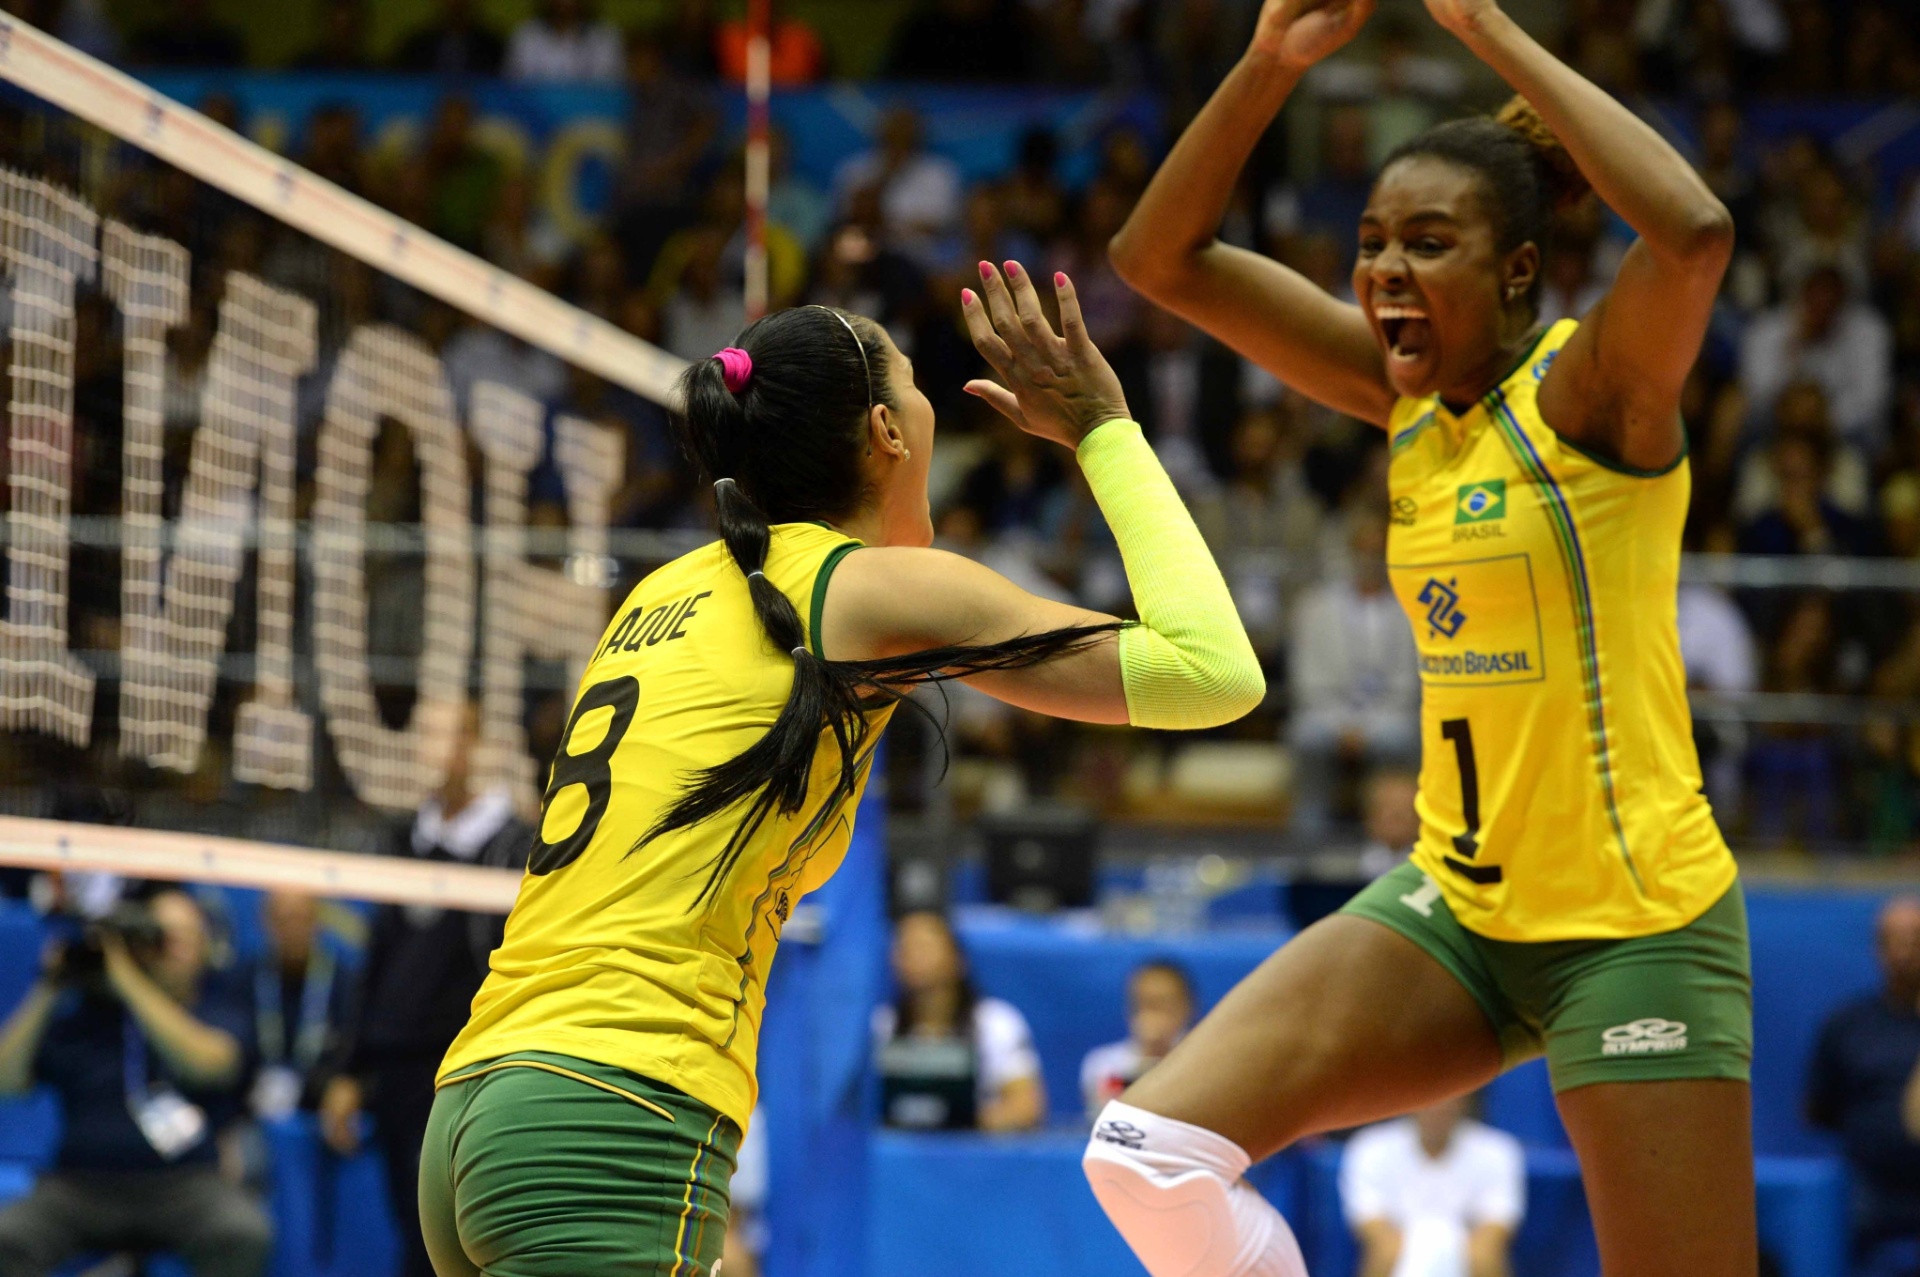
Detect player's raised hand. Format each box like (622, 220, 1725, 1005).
(1249, 0, 1376, 71)
(961, 261, 1130, 451)
(1420, 0, 1503, 39)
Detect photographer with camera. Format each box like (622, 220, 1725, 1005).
(0, 888, 271, 1277)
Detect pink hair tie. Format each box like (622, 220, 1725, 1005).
(713, 347, 753, 394)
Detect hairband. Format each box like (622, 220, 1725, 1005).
(811, 305, 873, 407)
(712, 347, 753, 394)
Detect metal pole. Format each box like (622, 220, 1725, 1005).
(743, 0, 772, 320)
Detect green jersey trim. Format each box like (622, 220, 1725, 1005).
(807, 540, 863, 660)
(1487, 389, 1643, 894)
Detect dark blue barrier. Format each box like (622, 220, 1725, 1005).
(954, 880, 1888, 1158)
(867, 1132, 1841, 1277)
(0, 873, 1888, 1275)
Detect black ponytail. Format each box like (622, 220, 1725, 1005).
(647, 306, 1120, 907)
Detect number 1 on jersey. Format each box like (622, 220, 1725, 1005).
(1440, 718, 1501, 885)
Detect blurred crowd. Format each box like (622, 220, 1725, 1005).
(0, 0, 1919, 852)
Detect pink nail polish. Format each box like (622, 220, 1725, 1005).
(961, 289, 976, 305)
(1004, 261, 1021, 278)
(978, 261, 992, 280)
(1055, 272, 1068, 287)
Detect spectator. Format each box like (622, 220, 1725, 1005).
(1080, 960, 1195, 1119)
(1536, 199, 1614, 326)
(766, 130, 832, 256)
(289, 0, 368, 70)
(1286, 509, 1421, 837)
(885, 0, 1029, 81)
(125, 0, 245, 67)
(1740, 265, 1893, 454)
(956, 419, 1066, 537)
(873, 910, 1045, 1132)
(0, 890, 271, 1277)
(1746, 593, 1842, 847)
(300, 102, 368, 199)
(1266, 104, 1375, 259)
(503, 0, 623, 82)
(1193, 403, 1326, 658)
(316, 702, 530, 1277)
(805, 202, 932, 355)
(1771, 162, 1873, 297)
(1733, 382, 1871, 523)
(832, 108, 963, 270)
(614, 32, 718, 277)
(1813, 897, 1920, 1271)
(390, 0, 505, 74)
(1737, 427, 1876, 559)
(1002, 127, 1068, 244)
(1340, 1094, 1525, 1277)
(417, 94, 504, 255)
(1357, 766, 1420, 878)
(1678, 566, 1759, 815)
(716, 0, 827, 84)
(247, 891, 346, 1122)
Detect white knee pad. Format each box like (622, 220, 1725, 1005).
(1083, 1102, 1308, 1277)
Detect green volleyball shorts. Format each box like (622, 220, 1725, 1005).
(1342, 861, 1752, 1091)
(420, 1051, 741, 1277)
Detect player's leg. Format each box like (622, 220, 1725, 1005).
(1118, 913, 1506, 1155)
(1558, 1079, 1756, 1277)
(1086, 864, 1522, 1277)
(1540, 881, 1756, 1277)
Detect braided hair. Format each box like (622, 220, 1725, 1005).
(652, 305, 1119, 905)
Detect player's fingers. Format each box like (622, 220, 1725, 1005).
(960, 288, 1017, 376)
(1054, 272, 1093, 351)
(976, 261, 1038, 359)
(963, 379, 1024, 426)
(1003, 260, 1063, 357)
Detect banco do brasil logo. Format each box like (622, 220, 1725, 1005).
(1418, 577, 1467, 639)
(1455, 478, 1506, 524)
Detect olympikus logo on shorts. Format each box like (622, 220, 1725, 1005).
(1094, 1119, 1148, 1150)
(1601, 1018, 1689, 1055)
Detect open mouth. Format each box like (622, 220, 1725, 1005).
(1374, 303, 1432, 365)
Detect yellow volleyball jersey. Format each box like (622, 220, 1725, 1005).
(438, 522, 892, 1127)
(1385, 319, 1735, 942)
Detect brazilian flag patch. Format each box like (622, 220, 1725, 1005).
(1455, 479, 1507, 524)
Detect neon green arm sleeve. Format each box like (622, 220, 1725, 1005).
(1075, 419, 1266, 730)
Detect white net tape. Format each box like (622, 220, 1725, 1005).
(0, 815, 518, 911)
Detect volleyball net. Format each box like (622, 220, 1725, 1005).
(0, 17, 724, 893)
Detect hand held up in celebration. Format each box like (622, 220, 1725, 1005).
(1421, 0, 1504, 40)
(961, 261, 1131, 451)
(1249, 0, 1376, 71)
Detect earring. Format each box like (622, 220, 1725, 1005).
(902, 448, 912, 462)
